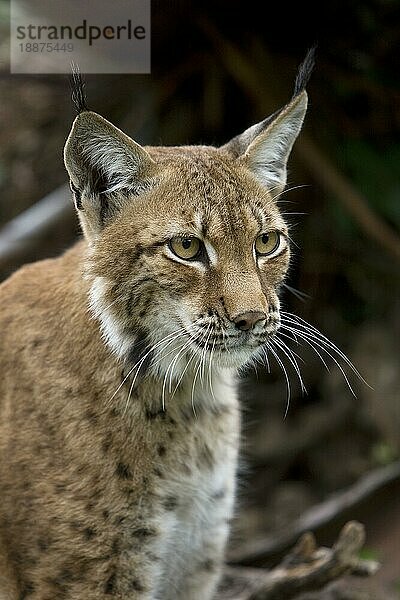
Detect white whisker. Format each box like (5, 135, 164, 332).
(116, 320, 203, 414)
(124, 330, 190, 415)
(272, 336, 307, 394)
(279, 326, 330, 371)
(163, 327, 205, 407)
(271, 183, 310, 203)
(108, 329, 180, 406)
(170, 327, 206, 400)
(200, 326, 213, 386)
(208, 338, 217, 404)
(281, 325, 357, 398)
(265, 341, 291, 419)
(190, 323, 212, 416)
(281, 312, 369, 386)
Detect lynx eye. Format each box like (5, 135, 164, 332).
(255, 231, 281, 256)
(169, 236, 201, 260)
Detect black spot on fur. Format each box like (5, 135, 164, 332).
(83, 527, 96, 540)
(145, 407, 167, 421)
(162, 496, 178, 511)
(57, 568, 74, 581)
(116, 462, 132, 480)
(76, 464, 88, 476)
(47, 567, 76, 597)
(22, 552, 37, 568)
(86, 490, 100, 512)
(111, 538, 119, 555)
(212, 488, 226, 500)
(200, 558, 216, 572)
(153, 467, 164, 478)
(102, 437, 111, 453)
(54, 482, 66, 493)
(127, 287, 152, 319)
(130, 579, 145, 592)
(131, 527, 157, 539)
(114, 515, 126, 526)
(19, 582, 35, 599)
(85, 409, 98, 424)
(219, 296, 228, 316)
(104, 572, 116, 594)
(157, 444, 166, 457)
(37, 535, 52, 552)
(103, 509, 110, 520)
(126, 330, 153, 376)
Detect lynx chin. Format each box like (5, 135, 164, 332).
(0, 48, 357, 599)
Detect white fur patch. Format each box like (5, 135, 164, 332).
(89, 276, 133, 358)
(203, 239, 218, 266)
(153, 369, 239, 597)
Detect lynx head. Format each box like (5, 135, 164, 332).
(64, 51, 314, 381)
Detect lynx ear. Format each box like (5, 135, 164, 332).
(221, 48, 314, 196)
(64, 111, 155, 238)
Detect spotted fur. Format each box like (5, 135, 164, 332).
(0, 54, 312, 599)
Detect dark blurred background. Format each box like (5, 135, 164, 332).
(0, 1, 399, 597)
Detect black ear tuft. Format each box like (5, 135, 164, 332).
(69, 62, 89, 114)
(293, 45, 317, 98)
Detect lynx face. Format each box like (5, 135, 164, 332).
(64, 83, 309, 382)
(87, 149, 291, 375)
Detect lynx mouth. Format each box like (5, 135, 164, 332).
(180, 331, 272, 370)
(189, 333, 269, 351)
(185, 326, 278, 361)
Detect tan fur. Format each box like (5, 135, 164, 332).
(0, 86, 307, 599)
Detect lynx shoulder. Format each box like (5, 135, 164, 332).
(0, 51, 314, 599)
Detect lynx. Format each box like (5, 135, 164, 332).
(0, 50, 346, 600)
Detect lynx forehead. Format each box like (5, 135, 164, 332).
(0, 50, 316, 599)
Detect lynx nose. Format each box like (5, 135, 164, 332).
(233, 311, 267, 331)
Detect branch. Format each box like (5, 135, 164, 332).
(218, 522, 379, 600)
(228, 461, 400, 565)
(0, 184, 75, 277)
